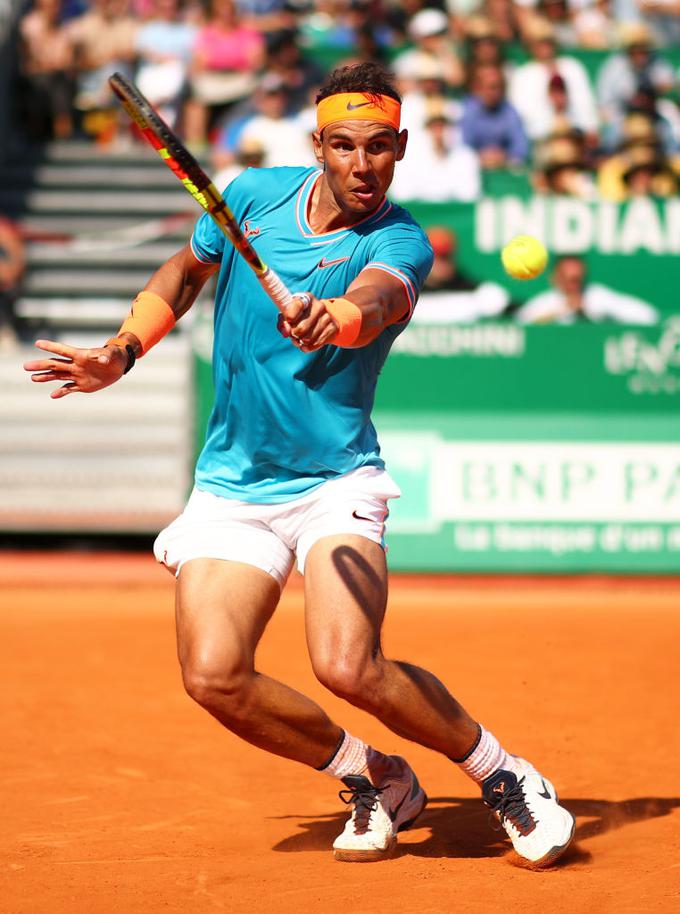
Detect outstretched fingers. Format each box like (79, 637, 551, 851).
(23, 338, 126, 398)
(30, 370, 75, 383)
(51, 382, 78, 399)
(32, 339, 80, 358)
(24, 356, 75, 372)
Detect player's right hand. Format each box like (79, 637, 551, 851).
(277, 293, 340, 352)
(23, 339, 128, 399)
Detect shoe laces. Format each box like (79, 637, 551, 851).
(489, 776, 537, 837)
(338, 777, 383, 834)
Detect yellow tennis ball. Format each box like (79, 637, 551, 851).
(501, 235, 548, 280)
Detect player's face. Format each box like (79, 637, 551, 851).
(314, 120, 408, 219)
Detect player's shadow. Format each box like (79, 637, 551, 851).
(270, 795, 680, 863)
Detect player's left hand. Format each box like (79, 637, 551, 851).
(23, 339, 128, 399)
(277, 293, 340, 352)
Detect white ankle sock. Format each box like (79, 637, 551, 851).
(319, 731, 369, 779)
(455, 726, 522, 784)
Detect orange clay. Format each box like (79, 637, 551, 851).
(2, 552, 679, 912)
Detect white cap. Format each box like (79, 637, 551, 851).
(408, 8, 449, 40)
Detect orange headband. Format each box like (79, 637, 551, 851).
(316, 93, 401, 133)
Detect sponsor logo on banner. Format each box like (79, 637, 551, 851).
(380, 434, 680, 564)
(475, 196, 680, 254)
(430, 442, 680, 522)
(604, 317, 680, 395)
(393, 323, 525, 357)
(381, 435, 680, 526)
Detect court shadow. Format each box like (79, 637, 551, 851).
(270, 795, 680, 863)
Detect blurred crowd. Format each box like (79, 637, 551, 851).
(12, 0, 680, 202)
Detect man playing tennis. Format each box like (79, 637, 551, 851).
(24, 63, 574, 866)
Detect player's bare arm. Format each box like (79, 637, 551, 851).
(23, 244, 217, 399)
(279, 269, 410, 353)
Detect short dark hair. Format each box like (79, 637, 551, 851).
(315, 62, 401, 106)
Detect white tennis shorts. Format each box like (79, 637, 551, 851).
(153, 465, 401, 588)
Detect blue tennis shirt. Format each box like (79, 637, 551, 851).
(191, 165, 433, 503)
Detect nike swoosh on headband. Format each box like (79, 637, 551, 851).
(346, 101, 371, 110)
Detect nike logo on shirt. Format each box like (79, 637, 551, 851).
(318, 256, 351, 269)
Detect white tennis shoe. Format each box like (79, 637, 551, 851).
(332, 756, 427, 862)
(482, 760, 575, 867)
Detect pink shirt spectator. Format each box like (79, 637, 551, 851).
(193, 23, 263, 72)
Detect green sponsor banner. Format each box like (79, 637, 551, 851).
(406, 195, 680, 316)
(375, 321, 679, 572)
(383, 320, 680, 410)
(376, 426, 680, 572)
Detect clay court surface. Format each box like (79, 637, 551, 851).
(2, 552, 679, 914)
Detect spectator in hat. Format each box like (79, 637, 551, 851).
(462, 15, 515, 81)
(398, 54, 460, 154)
(597, 115, 680, 199)
(461, 62, 529, 168)
(516, 255, 658, 324)
(393, 7, 464, 91)
(532, 133, 596, 197)
(414, 225, 511, 323)
(596, 22, 674, 137)
(216, 71, 316, 168)
(213, 133, 266, 189)
(610, 81, 676, 152)
(508, 16, 599, 144)
(619, 144, 679, 197)
(390, 104, 481, 202)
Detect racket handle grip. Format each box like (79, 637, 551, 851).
(259, 267, 295, 313)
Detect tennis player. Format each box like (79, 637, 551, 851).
(24, 63, 574, 866)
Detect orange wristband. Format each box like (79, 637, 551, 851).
(118, 290, 176, 355)
(325, 297, 363, 348)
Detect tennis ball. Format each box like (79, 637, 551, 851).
(501, 235, 548, 280)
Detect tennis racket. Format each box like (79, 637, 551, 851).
(108, 71, 294, 313)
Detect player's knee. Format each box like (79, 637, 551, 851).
(313, 654, 383, 707)
(181, 656, 250, 718)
